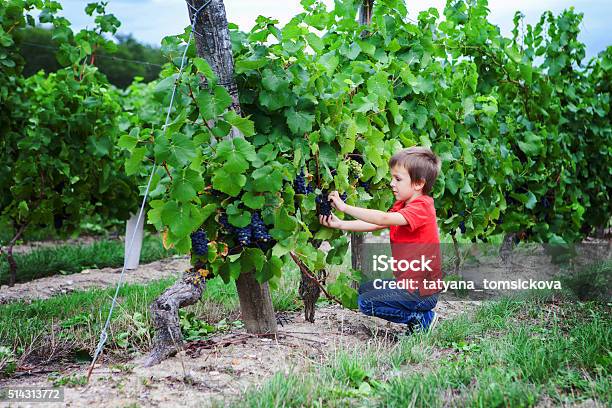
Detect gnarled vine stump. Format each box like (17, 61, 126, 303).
(297, 240, 328, 323)
(143, 272, 206, 367)
(299, 266, 327, 323)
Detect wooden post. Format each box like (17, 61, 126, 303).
(350, 233, 364, 280)
(144, 0, 277, 366)
(188, 0, 277, 334)
(124, 208, 145, 270)
(235, 272, 277, 334)
(359, 0, 374, 25)
(349, 0, 374, 287)
(188, 0, 241, 135)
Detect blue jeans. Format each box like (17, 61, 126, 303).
(358, 279, 438, 325)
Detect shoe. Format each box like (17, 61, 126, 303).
(429, 311, 439, 331)
(405, 319, 419, 335)
(419, 310, 438, 332)
(413, 310, 438, 333)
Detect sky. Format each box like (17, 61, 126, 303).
(54, 0, 610, 59)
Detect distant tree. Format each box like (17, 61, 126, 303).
(18, 27, 164, 87)
(94, 33, 165, 87)
(19, 27, 62, 76)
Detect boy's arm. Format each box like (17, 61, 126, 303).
(342, 220, 388, 232)
(344, 206, 407, 226)
(328, 191, 408, 227)
(320, 215, 387, 232)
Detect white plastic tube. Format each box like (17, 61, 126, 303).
(124, 208, 144, 270)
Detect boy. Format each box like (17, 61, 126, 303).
(320, 147, 442, 333)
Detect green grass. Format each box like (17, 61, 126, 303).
(0, 278, 176, 368)
(235, 292, 612, 407)
(230, 372, 323, 408)
(1, 245, 609, 407)
(0, 266, 303, 376)
(0, 234, 177, 285)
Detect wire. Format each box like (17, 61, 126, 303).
(187, 0, 213, 38)
(20, 41, 164, 68)
(87, 0, 212, 383)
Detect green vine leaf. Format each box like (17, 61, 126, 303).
(170, 168, 204, 203)
(286, 108, 315, 135)
(196, 86, 233, 120)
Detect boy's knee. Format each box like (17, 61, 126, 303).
(358, 295, 374, 316)
(358, 280, 375, 295)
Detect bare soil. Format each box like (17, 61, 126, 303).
(0, 256, 189, 304)
(0, 300, 481, 408)
(3, 234, 604, 406)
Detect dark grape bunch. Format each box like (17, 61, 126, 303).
(316, 192, 347, 216)
(294, 169, 306, 193)
(294, 169, 314, 194)
(457, 211, 467, 234)
(190, 229, 209, 256)
(208, 188, 223, 198)
(459, 221, 466, 234)
(236, 225, 252, 246)
(220, 213, 232, 230)
(251, 212, 272, 242)
(220, 211, 273, 248)
(220, 212, 249, 244)
(316, 193, 333, 216)
(359, 180, 371, 191)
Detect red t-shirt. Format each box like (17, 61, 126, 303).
(388, 195, 442, 296)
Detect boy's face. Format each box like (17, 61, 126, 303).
(390, 166, 424, 202)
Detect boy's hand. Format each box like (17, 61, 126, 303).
(328, 191, 347, 212)
(319, 213, 343, 229)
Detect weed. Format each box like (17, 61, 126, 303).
(48, 372, 88, 387)
(236, 372, 322, 408)
(0, 346, 17, 376)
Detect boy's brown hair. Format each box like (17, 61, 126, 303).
(389, 147, 441, 195)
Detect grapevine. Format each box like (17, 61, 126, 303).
(2, 0, 608, 298)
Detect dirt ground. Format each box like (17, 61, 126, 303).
(0, 299, 481, 408)
(2, 234, 606, 406)
(0, 230, 484, 407)
(0, 256, 189, 304)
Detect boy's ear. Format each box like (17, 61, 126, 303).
(413, 178, 426, 191)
